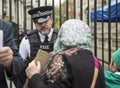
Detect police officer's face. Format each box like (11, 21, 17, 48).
(35, 17, 53, 36)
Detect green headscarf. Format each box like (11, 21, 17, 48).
(112, 48, 120, 69)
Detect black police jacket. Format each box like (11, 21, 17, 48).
(27, 29, 58, 59)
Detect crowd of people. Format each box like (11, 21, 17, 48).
(0, 5, 120, 88)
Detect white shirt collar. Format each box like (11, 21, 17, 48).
(38, 28, 53, 42)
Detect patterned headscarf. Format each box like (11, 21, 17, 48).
(53, 19, 92, 53)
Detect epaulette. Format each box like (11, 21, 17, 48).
(53, 28, 59, 34)
(26, 29, 38, 36)
(24, 29, 38, 39)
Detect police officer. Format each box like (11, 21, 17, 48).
(19, 6, 58, 61)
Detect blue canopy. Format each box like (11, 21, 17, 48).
(90, 0, 120, 22)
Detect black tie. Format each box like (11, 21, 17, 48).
(44, 36, 48, 43)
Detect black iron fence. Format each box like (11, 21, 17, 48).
(1, 1, 120, 87)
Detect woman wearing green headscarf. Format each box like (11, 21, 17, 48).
(25, 19, 105, 88)
(104, 48, 120, 88)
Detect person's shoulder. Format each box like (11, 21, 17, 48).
(22, 29, 37, 39)
(104, 70, 114, 78)
(0, 19, 12, 28)
(53, 28, 59, 34)
(26, 29, 38, 36)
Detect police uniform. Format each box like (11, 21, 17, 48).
(19, 6, 58, 60)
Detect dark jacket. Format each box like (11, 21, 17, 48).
(0, 18, 24, 88)
(28, 48, 105, 88)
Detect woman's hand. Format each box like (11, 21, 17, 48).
(25, 60, 41, 79)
